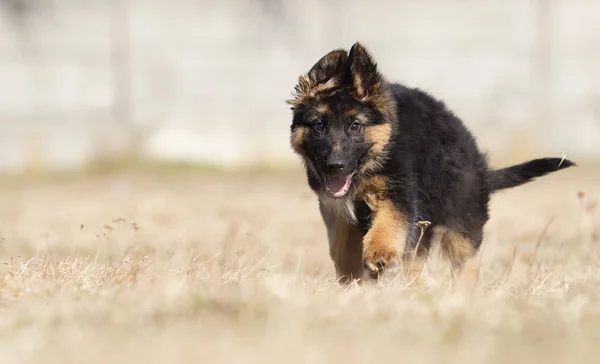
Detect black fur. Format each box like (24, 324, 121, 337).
(377, 83, 493, 252)
(486, 158, 576, 192)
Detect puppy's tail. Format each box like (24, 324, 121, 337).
(486, 157, 576, 193)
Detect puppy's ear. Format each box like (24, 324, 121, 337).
(286, 49, 347, 108)
(307, 49, 348, 85)
(348, 42, 383, 100)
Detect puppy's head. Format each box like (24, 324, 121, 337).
(287, 43, 395, 198)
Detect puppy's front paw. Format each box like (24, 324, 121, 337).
(363, 245, 398, 277)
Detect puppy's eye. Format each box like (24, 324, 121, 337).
(313, 121, 324, 131)
(350, 121, 361, 131)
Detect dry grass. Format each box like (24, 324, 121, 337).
(0, 165, 599, 364)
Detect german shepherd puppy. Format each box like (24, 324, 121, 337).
(286, 42, 575, 284)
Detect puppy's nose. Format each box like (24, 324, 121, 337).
(326, 158, 346, 173)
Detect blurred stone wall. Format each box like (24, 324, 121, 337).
(0, 0, 599, 173)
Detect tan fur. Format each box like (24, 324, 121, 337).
(343, 110, 370, 127)
(436, 226, 476, 276)
(400, 252, 427, 287)
(354, 113, 369, 124)
(367, 90, 395, 117)
(355, 175, 386, 203)
(320, 202, 364, 283)
(453, 254, 479, 293)
(360, 123, 392, 174)
(355, 175, 420, 279)
(313, 78, 338, 97)
(286, 77, 339, 108)
(362, 198, 408, 274)
(290, 127, 307, 155)
(315, 103, 329, 115)
(287, 75, 311, 106)
(365, 124, 392, 155)
(352, 73, 365, 99)
(344, 108, 359, 118)
(331, 175, 385, 216)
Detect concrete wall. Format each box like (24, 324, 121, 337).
(0, 0, 599, 172)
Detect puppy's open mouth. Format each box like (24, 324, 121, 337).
(324, 173, 354, 198)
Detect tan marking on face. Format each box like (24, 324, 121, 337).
(360, 123, 392, 174)
(315, 103, 329, 115)
(355, 113, 369, 124)
(367, 123, 392, 152)
(290, 127, 307, 156)
(344, 108, 359, 118)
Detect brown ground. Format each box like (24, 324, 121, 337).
(0, 164, 599, 363)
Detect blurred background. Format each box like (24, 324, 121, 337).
(0, 0, 599, 174)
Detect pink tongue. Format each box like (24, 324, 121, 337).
(326, 175, 349, 194)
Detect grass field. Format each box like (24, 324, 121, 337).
(0, 164, 599, 363)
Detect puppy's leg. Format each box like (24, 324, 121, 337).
(362, 199, 409, 278)
(440, 228, 480, 290)
(400, 251, 427, 287)
(320, 202, 365, 284)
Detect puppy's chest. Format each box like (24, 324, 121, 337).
(319, 196, 372, 232)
